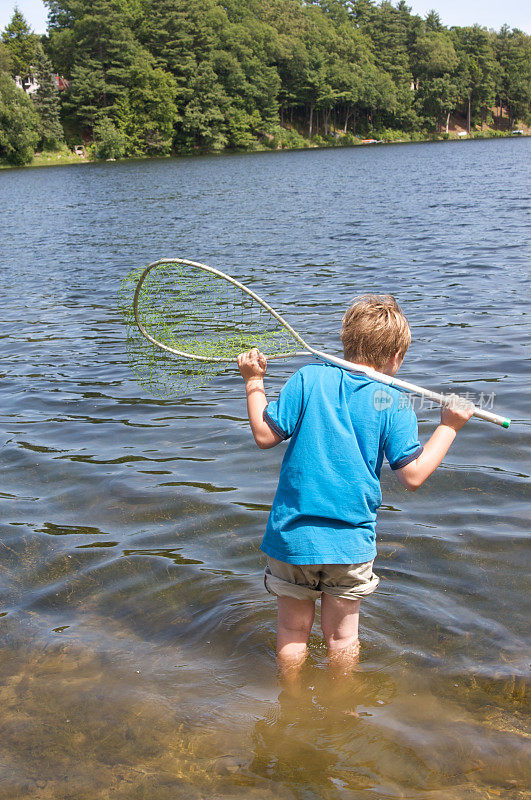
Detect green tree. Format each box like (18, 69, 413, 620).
(417, 74, 458, 131)
(297, 7, 339, 140)
(424, 10, 443, 31)
(363, 1, 411, 87)
(1, 7, 39, 78)
(453, 26, 497, 132)
(0, 42, 12, 74)
(55, 0, 140, 127)
(264, 0, 310, 127)
(33, 45, 64, 149)
(213, 12, 281, 128)
(91, 115, 126, 158)
(0, 72, 39, 164)
(225, 106, 262, 147)
(413, 32, 458, 79)
(44, 0, 81, 76)
(357, 0, 418, 130)
(411, 30, 458, 130)
(496, 26, 531, 126)
(137, 0, 210, 111)
(359, 64, 397, 130)
(179, 60, 228, 149)
(115, 55, 177, 155)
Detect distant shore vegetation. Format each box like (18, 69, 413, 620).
(0, 0, 530, 167)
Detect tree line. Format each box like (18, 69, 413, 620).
(1, 0, 530, 165)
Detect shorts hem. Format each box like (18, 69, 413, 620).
(264, 569, 322, 600)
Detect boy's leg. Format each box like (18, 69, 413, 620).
(320, 560, 378, 671)
(321, 594, 361, 670)
(276, 595, 315, 677)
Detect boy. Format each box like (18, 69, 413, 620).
(237, 295, 473, 677)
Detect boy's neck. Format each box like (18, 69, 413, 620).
(344, 353, 403, 377)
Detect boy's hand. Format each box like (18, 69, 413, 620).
(440, 393, 475, 431)
(237, 349, 267, 383)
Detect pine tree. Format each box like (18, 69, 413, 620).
(138, 0, 200, 82)
(425, 10, 443, 32)
(364, 1, 411, 87)
(60, 0, 140, 127)
(34, 46, 64, 149)
(1, 7, 39, 78)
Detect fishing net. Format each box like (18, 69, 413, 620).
(118, 260, 300, 398)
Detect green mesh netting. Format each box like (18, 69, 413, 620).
(118, 261, 300, 397)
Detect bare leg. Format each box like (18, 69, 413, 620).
(276, 596, 315, 684)
(321, 594, 361, 675)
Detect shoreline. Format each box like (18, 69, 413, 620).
(1, 130, 528, 171)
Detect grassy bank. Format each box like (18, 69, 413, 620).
(0, 128, 527, 171)
(0, 145, 88, 170)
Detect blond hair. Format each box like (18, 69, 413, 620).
(340, 294, 411, 370)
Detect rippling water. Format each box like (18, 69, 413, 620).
(0, 139, 529, 799)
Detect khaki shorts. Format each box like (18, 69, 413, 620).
(264, 556, 379, 602)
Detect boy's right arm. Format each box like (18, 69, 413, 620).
(237, 349, 283, 450)
(396, 396, 474, 491)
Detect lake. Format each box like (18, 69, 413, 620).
(0, 138, 529, 800)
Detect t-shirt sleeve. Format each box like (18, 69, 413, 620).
(263, 370, 304, 440)
(384, 401, 423, 470)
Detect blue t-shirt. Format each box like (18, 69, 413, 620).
(261, 363, 423, 565)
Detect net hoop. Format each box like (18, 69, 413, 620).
(133, 258, 309, 363)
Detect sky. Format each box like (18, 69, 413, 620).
(0, 0, 529, 35)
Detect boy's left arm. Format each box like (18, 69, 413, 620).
(237, 349, 283, 449)
(395, 395, 474, 491)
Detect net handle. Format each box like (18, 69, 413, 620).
(311, 350, 511, 428)
(132, 258, 309, 362)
